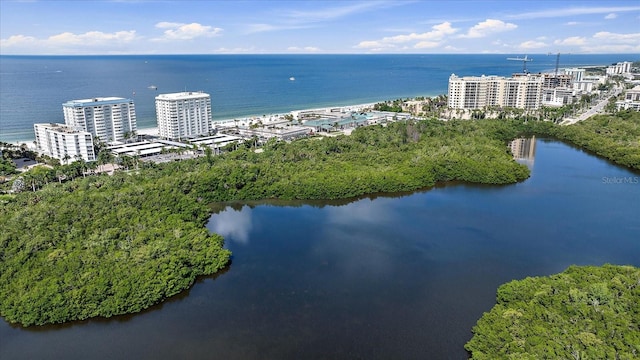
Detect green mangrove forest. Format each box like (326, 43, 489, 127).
(0, 112, 639, 328)
(465, 264, 640, 359)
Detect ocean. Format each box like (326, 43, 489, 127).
(0, 54, 633, 143)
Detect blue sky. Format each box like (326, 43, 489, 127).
(1, 0, 639, 55)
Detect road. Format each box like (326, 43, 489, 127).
(561, 86, 623, 125)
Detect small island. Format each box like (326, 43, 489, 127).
(465, 264, 640, 359)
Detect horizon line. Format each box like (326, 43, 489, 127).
(1, 52, 639, 57)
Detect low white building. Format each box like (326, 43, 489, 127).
(235, 126, 311, 141)
(108, 140, 190, 158)
(34, 123, 96, 163)
(615, 85, 640, 111)
(189, 134, 244, 149)
(573, 81, 594, 93)
(582, 75, 606, 85)
(542, 88, 575, 107)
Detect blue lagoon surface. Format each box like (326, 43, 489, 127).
(1, 139, 639, 359)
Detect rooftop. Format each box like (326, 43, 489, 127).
(155, 91, 210, 100)
(63, 97, 132, 107)
(35, 123, 89, 134)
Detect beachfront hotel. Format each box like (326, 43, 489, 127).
(448, 74, 544, 110)
(63, 97, 137, 143)
(33, 123, 96, 163)
(606, 61, 633, 76)
(155, 91, 212, 140)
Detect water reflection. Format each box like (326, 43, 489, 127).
(207, 205, 253, 244)
(319, 198, 401, 279)
(325, 198, 395, 226)
(509, 136, 536, 168)
(3, 140, 639, 360)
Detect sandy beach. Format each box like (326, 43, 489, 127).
(6, 102, 380, 146)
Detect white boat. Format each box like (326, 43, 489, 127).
(148, 85, 157, 90)
(289, 77, 295, 81)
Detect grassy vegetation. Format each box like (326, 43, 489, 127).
(465, 265, 640, 359)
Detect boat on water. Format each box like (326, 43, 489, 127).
(148, 85, 158, 90)
(289, 77, 295, 81)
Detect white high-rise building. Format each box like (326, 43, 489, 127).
(155, 91, 212, 140)
(606, 61, 632, 75)
(63, 97, 137, 143)
(448, 74, 544, 110)
(34, 123, 96, 163)
(564, 68, 585, 83)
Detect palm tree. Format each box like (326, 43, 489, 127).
(87, 160, 98, 175)
(134, 150, 141, 170)
(56, 168, 65, 183)
(75, 155, 87, 177)
(22, 172, 36, 192)
(97, 149, 114, 165)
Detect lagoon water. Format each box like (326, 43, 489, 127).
(2, 139, 639, 359)
(0, 54, 630, 143)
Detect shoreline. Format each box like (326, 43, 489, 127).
(2, 101, 382, 146)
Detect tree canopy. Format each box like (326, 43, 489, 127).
(465, 264, 640, 359)
(1, 113, 638, 327)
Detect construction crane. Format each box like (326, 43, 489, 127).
(549, 52, 561, 77)
(547, 52, 570, 87)
(507, 55, 533, 73)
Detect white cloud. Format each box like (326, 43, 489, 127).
(460, 19, 517, 38)
(285, 1, 401, 22)
(490, 39, 512, 49)
(604, 13, 617, 20)
(507, 6, 640, 20)
(0, 34, 37, 47)
(48, 30, 136, 45)
(207, 206, 253, 245)
(443, 45, 462, 52)
(355, 21, 457, 50)
(581, 44, 640, 53)
(593, 31, 640, 44)
(214, 46, 256, 54)
(287, 46, 321, 52)
(414, 41, 439, 49)
(554, 36, 587, 46)
(1, 30, 137, 54)
(249, 2, 406, 36)
(244, 2, 408, 35)
(382, 27, 417, 33)
(565, 21, 581, 26)
(246, 23, 278, 33)
(245, 23, 313, 34)
(555, 31, 640, 53)
(518, 40, 547, 49)
(355, 40, 387, 49)
(154, 22, 222, 40)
